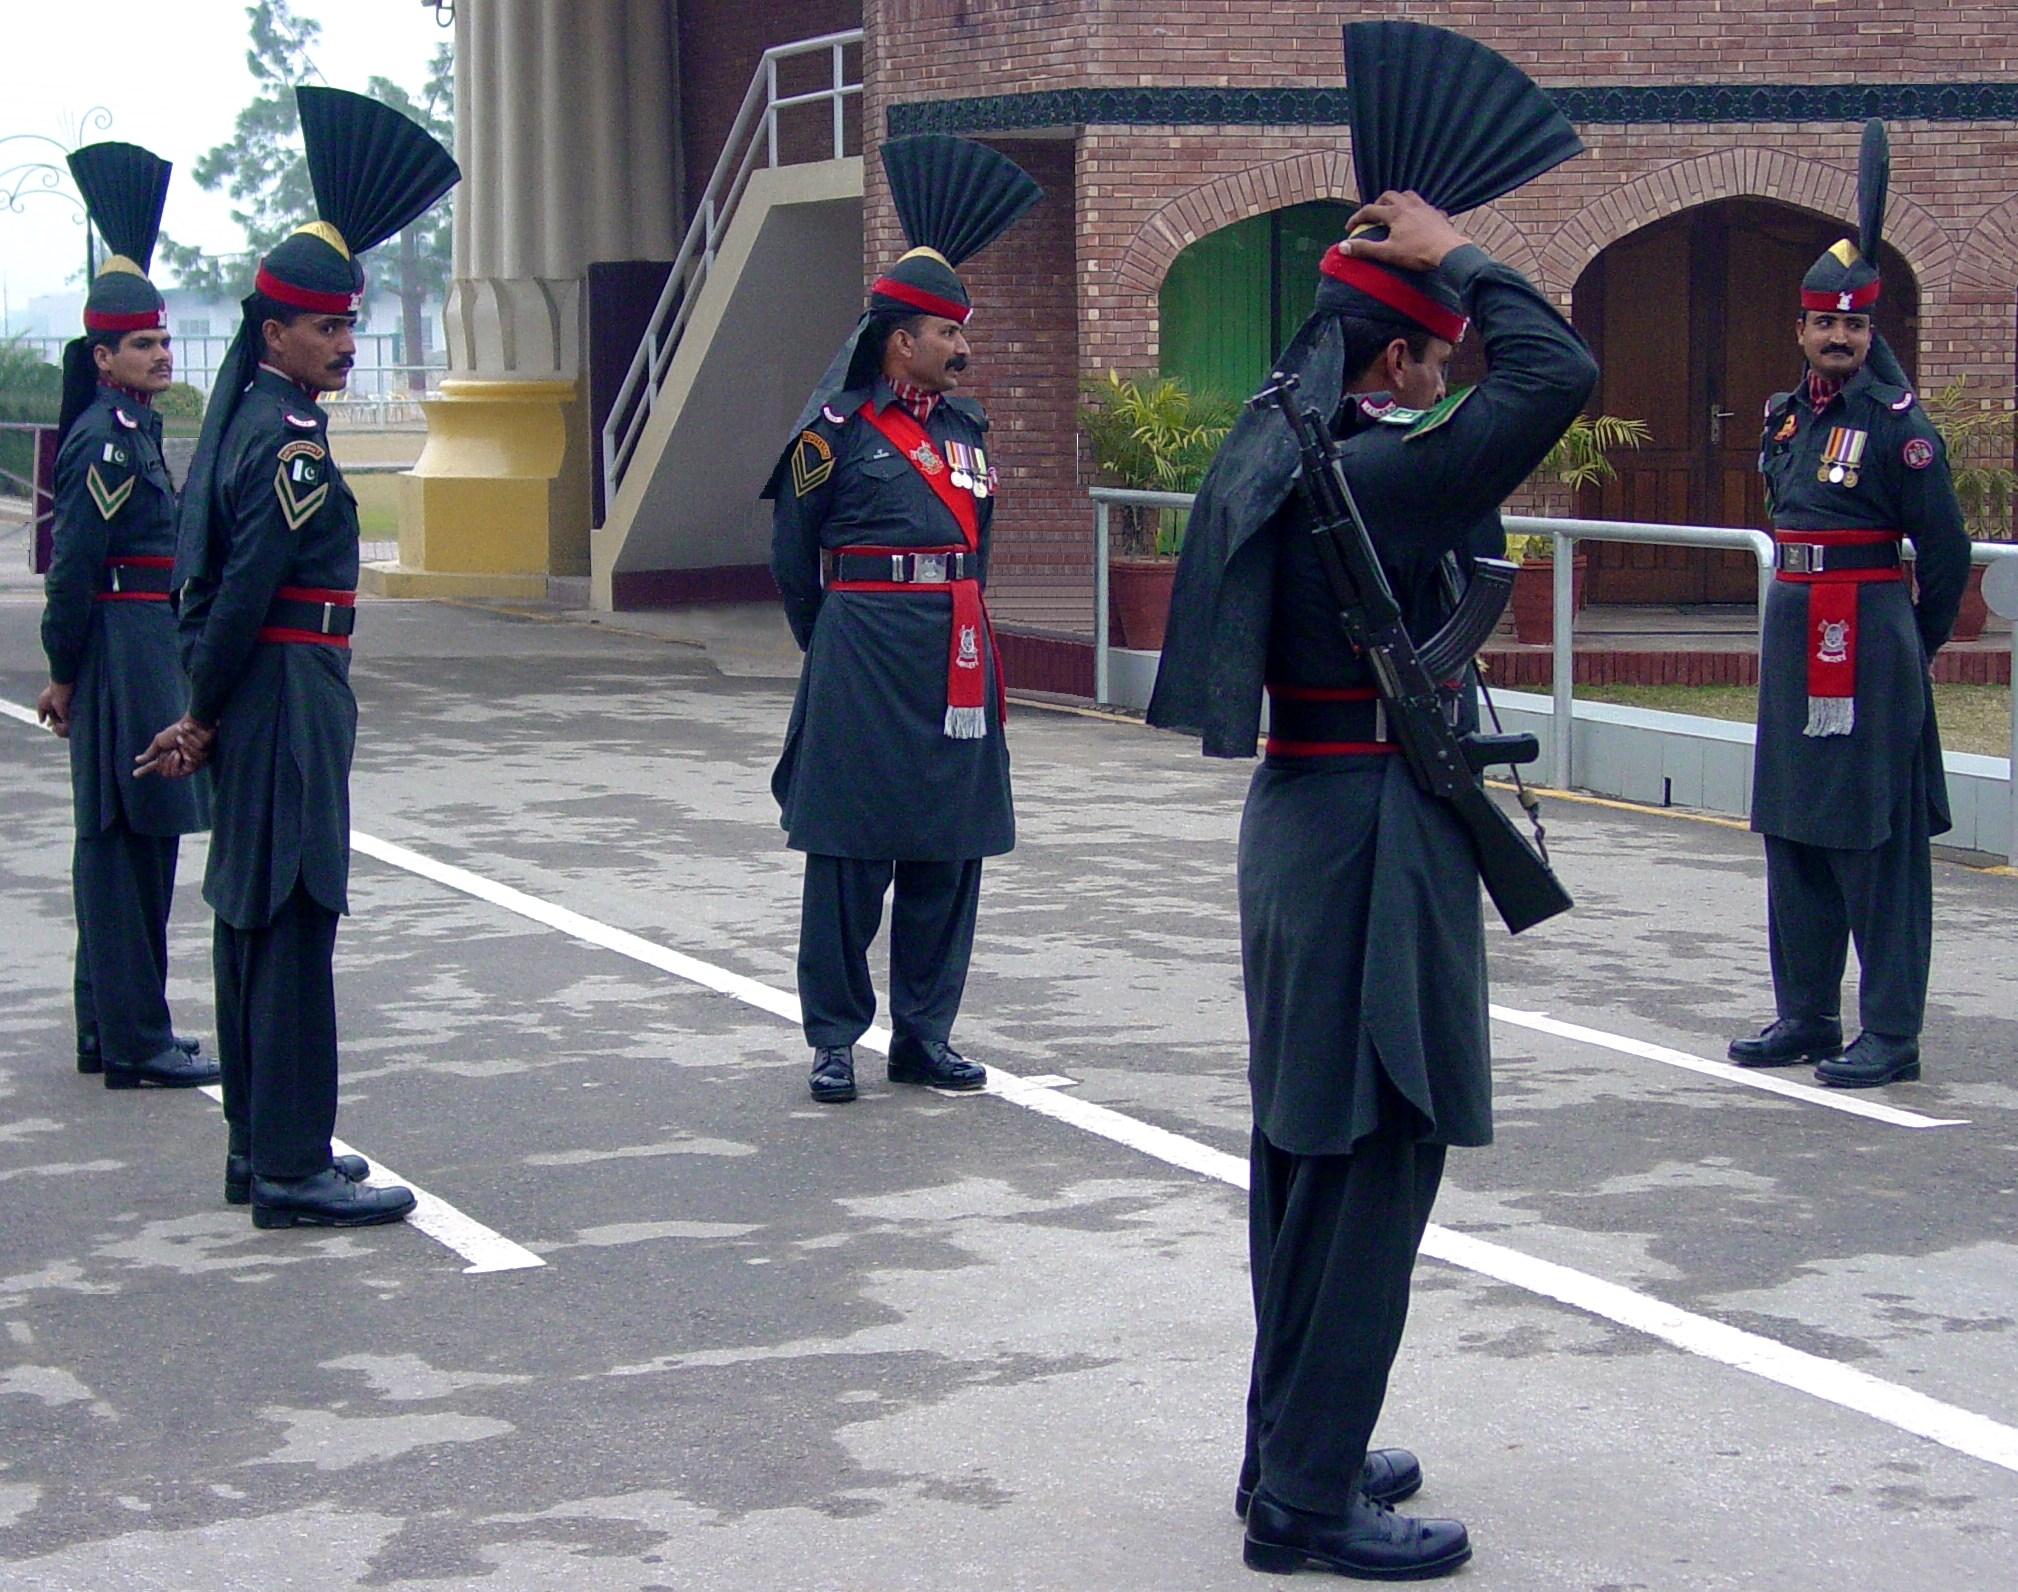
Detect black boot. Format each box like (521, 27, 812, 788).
(79, 1033, 200, 1075)
(1728, 1016, 1842, 1068)
(251, 1167, 417, 1229)
(1814, 1031, 1920, 1088)
(1243, 1490, 1471, 1580)
(1236, 1449, 1422, 1520)
(887, 1036, 985, 1091)
(227, 1152, 369, 1206)
(103, 1047, 223, 1090)
(809, 1046, 857, 1103)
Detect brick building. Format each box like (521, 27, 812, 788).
(379, 2, 2018, 634)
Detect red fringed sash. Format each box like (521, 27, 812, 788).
(853, 401, 1002, 737)
(1773, 529, 1903, 737)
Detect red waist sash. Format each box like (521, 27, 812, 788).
(851, 403, 1001, 737)
(1772, 530, 1900, 735)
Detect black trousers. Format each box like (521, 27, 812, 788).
(797, 854, 983, 1048)
(1766, 812, 1931, 1038)
(1242, 1103, 1447, 1516)
(72, 822, 180, 1067)
(213, 882, 340, 1179)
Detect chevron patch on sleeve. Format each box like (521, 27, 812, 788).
(86, 463, 135, 521)
(791, 430, 835, 497)
(274, 450, 331, 531)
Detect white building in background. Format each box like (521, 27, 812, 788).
(6, 285, 444, 397)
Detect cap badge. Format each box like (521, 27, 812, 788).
(1837, 292, 1854, 311)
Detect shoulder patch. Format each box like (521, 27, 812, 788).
(1891, 390, 1917, 412)
(283, 411, 320, 430)
(273, 453, 330, 530)
(86, 463, 135, 521)
(790, 429, 835, 497)
(1405, 387, 1476, 440)
(821, 404, 848, 425)
(1772, 411, 1798, 443)
(278, 439, 326, 464)
(112, 408, 139, 429)
(1375, 405, 1423, 427)
(1902, 436, 1935, 470)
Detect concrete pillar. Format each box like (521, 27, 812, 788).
(367, 0, 680, 600)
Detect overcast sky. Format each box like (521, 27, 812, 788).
(1, 1, 447, 317)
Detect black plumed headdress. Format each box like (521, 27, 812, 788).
(775, 136, 1042, 454)
(1318, 22, 1582, 342)
(68, 142, 171, 331)
(1800, 120, 1909, 386)
(256, 85, 461, 315)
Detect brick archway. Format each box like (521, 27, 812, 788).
(1958, 194, 2018, 297)
(1116, 153, 1541, 297)
(1538, 149, 1955, 300)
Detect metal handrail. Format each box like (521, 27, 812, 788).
(1088, 488, 2016, 831)
(600, 29, 863, 510)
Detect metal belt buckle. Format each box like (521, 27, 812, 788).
(1781, 542, 1818, 574)
(914, 553, 948, 583)
(109, 566, 124, 593)
(321, 601, 337, 634)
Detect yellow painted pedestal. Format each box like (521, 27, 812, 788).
(359, 377, 591, 600)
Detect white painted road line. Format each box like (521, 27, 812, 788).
(0, 699, 41, 727)
(195, 1084, 544, 1274)
(342, 828, 2018, 1479)
(1492, 1005, 1966, 1129)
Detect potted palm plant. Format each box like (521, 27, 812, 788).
(1918, 380, 2014, 642)
(1507, 412, 1650, 644)
(1079, 369, 1235, 649)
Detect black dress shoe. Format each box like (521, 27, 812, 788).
(78, 1034, 198, 1075)
(886, 1036, 985, 1091)
(809, 1046, 857, 1103)
(1728, 1015, 1842, 1068)
(1244, 1489, 1471, 1580)
(1815, 1031, 1920, 1088)
(103, 1047, 223, 1090)
(1236, 1449, 1422, 1520)
(251, 1167, 417, 1229)
(227, 1152, 369, 1206)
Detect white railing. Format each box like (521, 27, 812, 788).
(4, 333, 445, 401)
(600, 28, 863, 509)
(1090, 488, 2018, 846)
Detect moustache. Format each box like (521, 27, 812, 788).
(328, 356, 355, 371)
(1821, 345, 1854, 357)
(944, 354, 968, 373)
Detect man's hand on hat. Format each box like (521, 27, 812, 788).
(1341, 192, 1469, 273)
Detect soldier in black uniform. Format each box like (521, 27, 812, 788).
(37, 143, 215, 1091)
(1729, 122, 1969, 1089)
(766, 136, 1039, 1105)
(138, 88, 458, 1225)
(1149, 24, 1594, 1579)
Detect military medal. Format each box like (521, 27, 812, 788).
(971, 446, 990, 497)
(1817, 426, 1866, 487)
(946, 440, 973, 490)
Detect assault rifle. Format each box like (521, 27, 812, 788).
(1253, 372, 1573, 934)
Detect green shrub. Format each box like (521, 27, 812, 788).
(0, 337, 62, 496)
(1079, 369, 1237, 555)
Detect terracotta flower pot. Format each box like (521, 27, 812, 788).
(1109, 557, 1179, 650)
(1509, 553, 1588, 646)
(1950, 560, 1990, 643)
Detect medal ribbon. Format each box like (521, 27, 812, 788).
(854, 401, 1004, 736)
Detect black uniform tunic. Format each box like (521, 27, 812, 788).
(177, 366, 359, 1177)
(43, 384, 208, 1067)
(1153, 245, 1599, 1155)
(1750, 365, 1967, 1037)
(1753, 367, 1968, 850)
(770, 380, 1013, 862)
(181, 367, 358, 932)
(44, 385, 208, 840)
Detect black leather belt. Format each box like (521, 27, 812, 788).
(99, 561, 173, 595)
(1774, 540, 1900, 574)
(1268, 695, 1389, 747)
(823, 549, 976, 585)
(262, 594, 357, 635)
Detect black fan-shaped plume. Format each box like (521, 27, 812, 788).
(1857, 118, 1888, 262)
(296, 85, 460, 254)
(881, 135, 1041, 266)
(1343, 21, 1582, 215)
(67, 142, 172, 270)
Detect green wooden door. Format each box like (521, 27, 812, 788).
(1159, 201, 1356, 404)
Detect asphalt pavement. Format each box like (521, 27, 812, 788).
(1, 571, 2014, 1591)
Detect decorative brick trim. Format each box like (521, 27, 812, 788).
(1116, 152, 1354, 297)
(890, 83, 2018, 138)
(1957, 195, 2018, 297)
(1537, 147, 1956, 299)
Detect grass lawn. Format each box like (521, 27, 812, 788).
(346, 471, 400, 538)
(1576, 682, 2010, 759)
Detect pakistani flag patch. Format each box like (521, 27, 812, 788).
(86, 463, 134, 520)
(275, 439, 330, 530)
